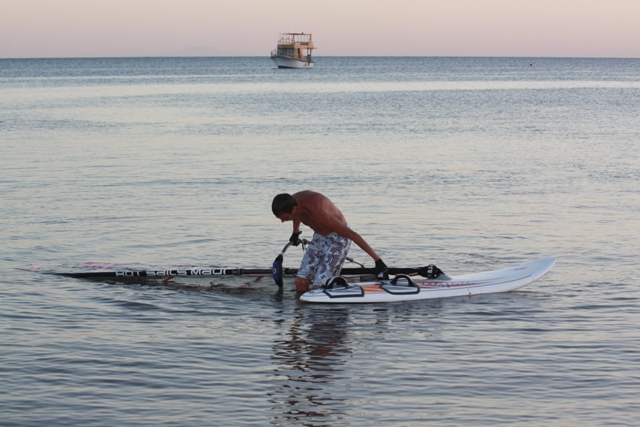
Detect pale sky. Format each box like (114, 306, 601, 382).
(1, 0, 639, 58)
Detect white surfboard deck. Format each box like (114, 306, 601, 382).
(299, 258, 555, 304)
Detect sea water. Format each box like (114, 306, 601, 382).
(1, 57, 639, 426)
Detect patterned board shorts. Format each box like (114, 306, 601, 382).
(297, 229, 352, 286)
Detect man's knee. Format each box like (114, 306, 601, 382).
(294, 276, 311, 293)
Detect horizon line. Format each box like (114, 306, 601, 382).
(2, 54, 639, 60)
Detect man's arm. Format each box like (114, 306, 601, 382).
(321, 216, 381, 261)
(338, 224, 388, 279)
(341, 227, 381, 261)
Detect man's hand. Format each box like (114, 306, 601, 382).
(289, 231, 302, 246)
(374, 259, 389, 280)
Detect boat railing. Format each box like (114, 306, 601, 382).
(277, 33, 313, 45)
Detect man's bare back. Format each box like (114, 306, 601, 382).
(292, 191, 346, 236)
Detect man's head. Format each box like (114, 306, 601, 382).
(272, 193, 299, 220)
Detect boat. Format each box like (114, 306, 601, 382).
(270, 33, 315, 68)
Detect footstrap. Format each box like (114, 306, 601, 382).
(390, 274, 417, 287)
(382, 274, 420, 295)
(321, 276, 350, 289)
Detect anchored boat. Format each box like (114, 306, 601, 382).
(270, 33, 315, 68)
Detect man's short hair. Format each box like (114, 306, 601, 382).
(272, 193, 298, 216)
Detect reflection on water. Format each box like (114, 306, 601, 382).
(270, 307, 352, 424)
(267, 301, 450, 426)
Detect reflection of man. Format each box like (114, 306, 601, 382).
(269, 307, 352, 421)
(272, 190, 388, 292)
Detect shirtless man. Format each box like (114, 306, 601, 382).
(272, 191, 388, 292)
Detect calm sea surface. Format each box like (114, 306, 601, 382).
(1, 57, 639, 426)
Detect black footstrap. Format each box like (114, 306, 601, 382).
(321, 276, 350, 289)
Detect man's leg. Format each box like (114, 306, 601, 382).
(311, 234, 351, 287)
(296, 233, 321, 293)
(295, 276, 312, 293)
